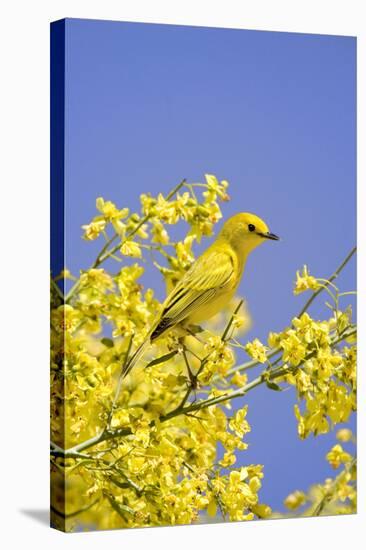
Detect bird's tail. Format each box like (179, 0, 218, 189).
(108, 337, 152, 426)
(121, 337, 151, 380)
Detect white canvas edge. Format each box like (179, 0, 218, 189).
(0, 1, 363, 549)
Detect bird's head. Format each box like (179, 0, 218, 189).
(219, 212, 279, 254)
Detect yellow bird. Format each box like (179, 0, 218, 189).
(122, 212, 279, 378)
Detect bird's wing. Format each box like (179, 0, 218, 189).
(151, 249, 235, 339)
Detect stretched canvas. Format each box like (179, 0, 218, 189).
(50, 18, 357, 532)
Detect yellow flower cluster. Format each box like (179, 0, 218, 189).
(326, 444, 353, 469)
(51, 176, 271, 531)
(51, 368, 268, 530)
(245, 338, 268, 363)
(268, 311, 355, 439)
(293, 265, 320, 295)
(82, 198, 129, 241)
(50, 177, 356, 531)
(198, 335, 235, 384)
(140, 174, 228, 241)
(210, 466, 271, 522)
(283, 430, 356, 517)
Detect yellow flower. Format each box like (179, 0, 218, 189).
(326, 444, 352, 469)
(199, 336, 235, 382)
(245, 338, 267, 363)
(229, 470, 244, 485)
(115, 263, 144, 293)
(315, 348, 342, 379)
(127, 456, 146, 475)
(332, 307, 353, 334)
(120, 240, 142, 258)
(79, 268, 114, 291)
(336, 428, 353, 443)
(111, 219, 127, 236)
(231, 371, 248, 387)
(51, 304, 81, 333)
(96, 197, 129, 221)
(294, 404, 306, 438)
(133, 420, 152, 448)
(82, 220, 106, 240)
(280, 330, 306, 366)
(249, 476, 262, 493)
(294, 265, 320, 295)
(155, 193, 179, 224)
(293, 369, 312, 396)
(174, 236, 195, 268)
(267, 331, 282, 348)
(220, 451, 236, 467)
(204, 174, 230, 201)
(252, 503, 272, 518)
(151, 219, 169, 245)
(292, 312, 316, 344)
(110, 410, 130, 429)
(284, 490, 306, 510)
(140, 193, 156, 216)
(229, 406, 250, 438)
(232, 308, 252, 333)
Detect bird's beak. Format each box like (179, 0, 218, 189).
(258, 231, 280, 241)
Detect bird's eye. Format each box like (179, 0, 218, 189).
(248, 224, 256, 232)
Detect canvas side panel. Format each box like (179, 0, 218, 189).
(50, 18, 66, 533)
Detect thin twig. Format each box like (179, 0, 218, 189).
(225, 348, 281, 377)
(97, 179, 187, 266)
(298, 247, 356, 317)
(94, 233, 119, 267)
(221, 299, 243, 341)
(51, 497, 100, 519)
(65, 178, 186, 303)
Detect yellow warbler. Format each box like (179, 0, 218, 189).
(122, 213, 279, 377)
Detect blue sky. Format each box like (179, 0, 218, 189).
(63, 19, 356, 513)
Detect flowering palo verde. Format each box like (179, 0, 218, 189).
(50, 175, 357, 531)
